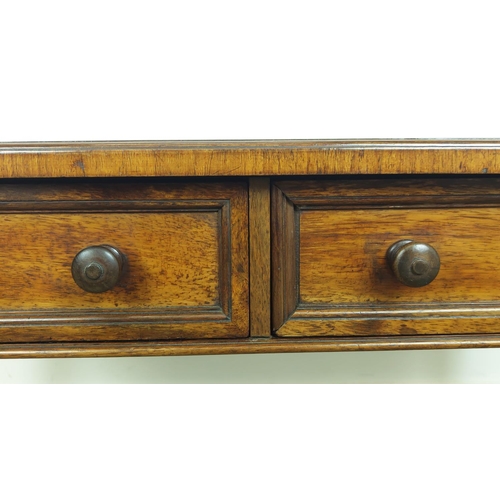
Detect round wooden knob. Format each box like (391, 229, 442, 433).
(386, 240, 440, 287)
(72, 245, 125, 293)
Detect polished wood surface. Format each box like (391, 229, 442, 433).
(249, 178, 271, 337)
(271, 182, 298, 330)
(273, 177, 500, 337)
(2, 335, 500, 358)
(2, 143, 500, 356)
(1, 140, 500, 177)
(0, 180, 249, 342)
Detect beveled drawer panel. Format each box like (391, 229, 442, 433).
(272, 177, 500, 337)
(0, 180, 248, 342)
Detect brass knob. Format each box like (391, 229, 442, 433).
(72, 245, 125, 293)
(386, 240, 440, 287)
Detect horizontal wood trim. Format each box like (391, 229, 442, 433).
(275, 317, 500, 337)
(2, 335, 500, 358)
(276, 177, 500, 208)
(1, 140, 500, 177)
(0, 322, 243, 343)
(0, 307, 227, 325)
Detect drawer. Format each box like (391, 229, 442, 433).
(0, 180, 248, 342)
(272, 177, 500, 337)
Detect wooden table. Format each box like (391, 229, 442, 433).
(1, 140, 500, 357)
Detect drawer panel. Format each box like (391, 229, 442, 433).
(272, 177, 500, 337)
(0, 180, 248, 342)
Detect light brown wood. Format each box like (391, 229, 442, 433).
(0, 180, 249, 342)
(1, 140, 500, 177)
(2, 335, 500, 358)
(273, 177, 500, 337)
(2, 142, 500, 357)
(249, 178, 271, 337)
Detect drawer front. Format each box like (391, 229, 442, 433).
(0, 180, 248, 342)
(272, 177, 500, 337)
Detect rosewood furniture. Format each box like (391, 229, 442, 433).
(1, 140, 500, 358)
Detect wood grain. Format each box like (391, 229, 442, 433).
(271, 183, 298, 330)
(0, 212, 220, 308)
(1, 140, 500, 177)
(0, 180, 249, 342)
(249, 178, 271, 337)
(273, 177, 500, 337)
(2, 335, 500, 358)
(300, 208, 500, 305)
(3, 142, 500, 356)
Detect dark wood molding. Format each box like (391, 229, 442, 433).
(271, 183, 299, 330)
